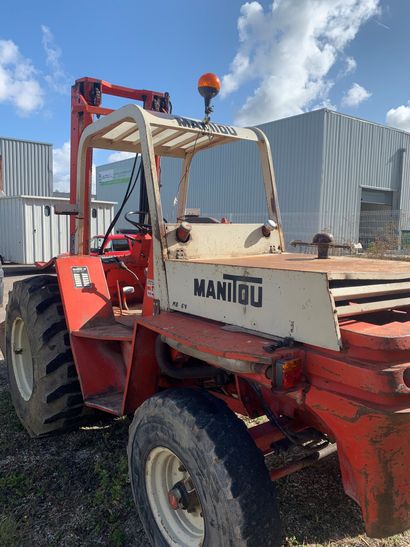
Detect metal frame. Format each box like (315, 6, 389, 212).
(75, 106, 286, 315)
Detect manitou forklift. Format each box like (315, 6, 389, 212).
(3, 74, 410, 547)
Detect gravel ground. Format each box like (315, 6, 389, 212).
(0, 272, 409, 546)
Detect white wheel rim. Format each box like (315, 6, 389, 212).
(11, 317, 34, 401)
(145, 446, 205, 546)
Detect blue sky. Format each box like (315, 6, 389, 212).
(1, 0, 409, 190)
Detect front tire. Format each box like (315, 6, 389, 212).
(6, 275, 92, 436)
(128, 388, 281, 547)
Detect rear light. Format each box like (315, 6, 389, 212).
(176, 221, 192, 243)
(403, 368, 410, 389)
(276, 358, 303, 389)
(261, 220, 277, 237)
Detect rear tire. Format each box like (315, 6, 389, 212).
(6, 275, 92, 436)
(128, 388, 282, 547)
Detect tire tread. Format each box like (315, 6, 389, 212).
(6, 275, 93, 436)
(128, 388, 281, 546)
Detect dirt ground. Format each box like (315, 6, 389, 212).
(0, 271, 409, 547)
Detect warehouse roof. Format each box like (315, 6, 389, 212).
(258, 108, 410, 139)
(0, 135, 53, 147)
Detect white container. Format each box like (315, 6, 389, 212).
(0, 195, 115, 264)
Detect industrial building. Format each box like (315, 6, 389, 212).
(96, 109, 410, 247)
(0, 136, 114, 264)
(0, 136, 53, 197)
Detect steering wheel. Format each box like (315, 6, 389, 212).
(125, 211, 151, 234)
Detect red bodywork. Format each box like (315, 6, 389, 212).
(68, 77, 165, 304)
(55, 250, 410, 539)
(102, 233, 152, 305)
(89, 234, 134, 257)
(55, 76, 410, 540)
(69, 77, 169, 255)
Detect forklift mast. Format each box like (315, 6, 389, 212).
(69, 77, 171, 254)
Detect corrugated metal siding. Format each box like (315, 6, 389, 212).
(160, 109, 325, 242)
(320, 111, 410, 241)
(0, 137, 53, 197)
(96, 158, 135, 231)
(259, 110, 325, 242)
(0, 197, 114, 263)
(160, 156, 183, 221)
(96, 111, 325, 243)
(259, 110, 325, 215)
(161, 141, 265, 222)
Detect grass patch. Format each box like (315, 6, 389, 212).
(0, 472, 33, 508)
(0, 515, 21, 545)
(91, 454, 134, 546)
(0, 376, 24, 437)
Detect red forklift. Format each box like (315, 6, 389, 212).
(3, 74, 410, 546)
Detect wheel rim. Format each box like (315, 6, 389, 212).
(11, 317, 34, 401)
(145, 446, 205, 546)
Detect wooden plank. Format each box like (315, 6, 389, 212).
(195, 253, 410, 280)
(336, 297, 410, 317)
(331, 281, 410, 301)
(164, 132, 203, 149)
(123, 130, 140, 143)
(102, 121, 134, 141)
(112, 127, 139, 143)
(152, 128, 185, 147)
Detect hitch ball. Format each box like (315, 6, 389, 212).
(312, 232, 334, 259)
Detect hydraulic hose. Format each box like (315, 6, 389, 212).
(98, 154, 141, 254)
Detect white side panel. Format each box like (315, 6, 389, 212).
(0, 198, 25, 262)
(23, 200, 34, 263)
(90, 202, 114, 237)
(23, 199, 69, 263)
(165, 223, 281, 259)
(165, 261, 341, 351)
(51, 210, 70, 257)
(0, 196, 114, 264)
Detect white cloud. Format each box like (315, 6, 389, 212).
(107, 151, 135, 162)
(0, 29, 69, 116)
(341, 83, 371, 107)
(41, 25, 70, 93)
(386, 102, 410, 132)
(221, 0, 379, 125)
(53, 141, 96, 193)
(344, 56, 357, 75)
(0, 39, 43, 114)
(312, 98, 337, 111)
